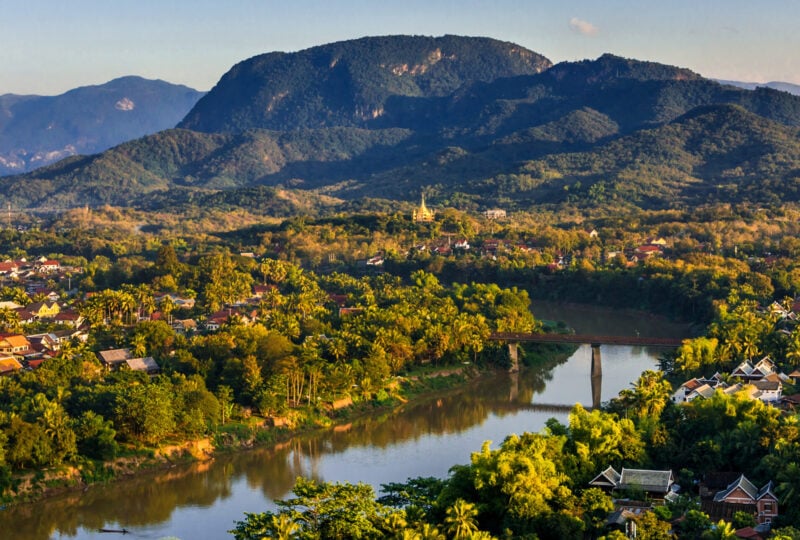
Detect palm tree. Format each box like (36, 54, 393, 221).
(270, 513, 300, 540)
(702, 520, 737, 539)
(444, 499, 479, 540)
(130, 332, 148, 358)
(161, 295, 176, 325)
(416, 524, 445, 540)
(0, 307, 21, 332)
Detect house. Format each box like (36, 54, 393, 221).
(53, 309, 83, 328)
(366, 254, 385, 266)
(0, 356, 23, 375)
(27, 333, 60, 353)
(24, 301, 61, 319)
(155, 294, 196, 310)
(748, 380, 782, 403)
(672, 378, 707, 403)
(98, 349, 134, 370)
(634, 245, 663, 259)
(671, 375, 726, 403)
(14, 309, 36, 324)
(645, 236, 668, 246)
(124, 356, 160, 375)
(589, 466, 676, 499)
(0, 261, 20, 275)
(172, 318, 197, 334)
(97, 348, 160, 374)
(705, 475, 778, 526)
(42, 290, 61, 302)
(731, 357, 776, 381)
(0, 334, 31, 356)
(252, 284, 276, 299)
(734, 527, 764, 540)
(482, 239, 500, 254)
(483, 208, 507, 220)
(454, 239, 470, 250)
(36, 259, 61, 273)
(53, 329, 88, 344)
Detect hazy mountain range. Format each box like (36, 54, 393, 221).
(0, 77, 204, 175)
(3, 35, 800, 214)
(715, 79, 800, 96)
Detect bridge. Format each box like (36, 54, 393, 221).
(490, 332, 687, 408)
(489, 332, 686, 348)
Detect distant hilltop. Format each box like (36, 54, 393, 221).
(0, 76, 205, 175)
(715, 79, 800, 96)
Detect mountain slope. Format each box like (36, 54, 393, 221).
(5, 38, 800, 213)
(178, 35, 551, 133)
(0, 77, 204, 175)
(455, 104, 800, 209)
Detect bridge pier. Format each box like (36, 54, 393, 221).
(508, 343, 520, 373)
(591, 344, 602, 378)
(591, 344, 602, 409)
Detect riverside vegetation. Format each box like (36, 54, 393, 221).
(1, 202, 800, 539)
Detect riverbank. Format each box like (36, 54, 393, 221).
(3, 362, 486, 506)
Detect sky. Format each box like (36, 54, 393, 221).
(2, 0, 800, 95)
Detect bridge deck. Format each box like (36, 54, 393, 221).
(490, 332, 686, 347)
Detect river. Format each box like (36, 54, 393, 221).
(1, 303, 689, 540)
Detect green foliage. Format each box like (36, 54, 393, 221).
(231, 478, 388, 540)
(113, 380, 176, 445)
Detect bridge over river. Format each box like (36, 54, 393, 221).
(490, 332, 688, 408)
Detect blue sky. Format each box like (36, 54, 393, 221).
(3, 0, 799, 95)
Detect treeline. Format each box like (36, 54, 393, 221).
(231, 378, 800, 539)
(0, 252, 539, 496)
(230, 292, 800, 538)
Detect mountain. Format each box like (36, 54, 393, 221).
(178, 35, 552, 132)
(0, 77, 205, 175)
(716, 79, 800, 96)
(4, 36, 800, 213)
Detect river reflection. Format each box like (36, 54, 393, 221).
(3, 305, 687, 540)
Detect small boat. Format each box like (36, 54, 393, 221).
(98, 528, 129, 534)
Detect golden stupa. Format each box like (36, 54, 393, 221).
(412, 194, 435, 222)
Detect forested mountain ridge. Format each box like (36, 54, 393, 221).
(4, 36, 800, 212)
(178, 35, 552, 133)
(0, 77, 205, 175)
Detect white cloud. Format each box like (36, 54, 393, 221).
(569, 17, 599, 36)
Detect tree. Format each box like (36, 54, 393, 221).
(675, 337, 719, 374)
(633, 511, 674, 540)
(701, 520, 736, 540)
(114, 381, 175, 445)
(628, 370, 673, 420)
(444, 499, 480, 539)
(231, 478, 386, 540)
(201, 253, 254, 312)
(675, 509, 712, 539)
(580, 488, 615, 535)
(74, 410, 118, 460)
(0, 307, 21, 333)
